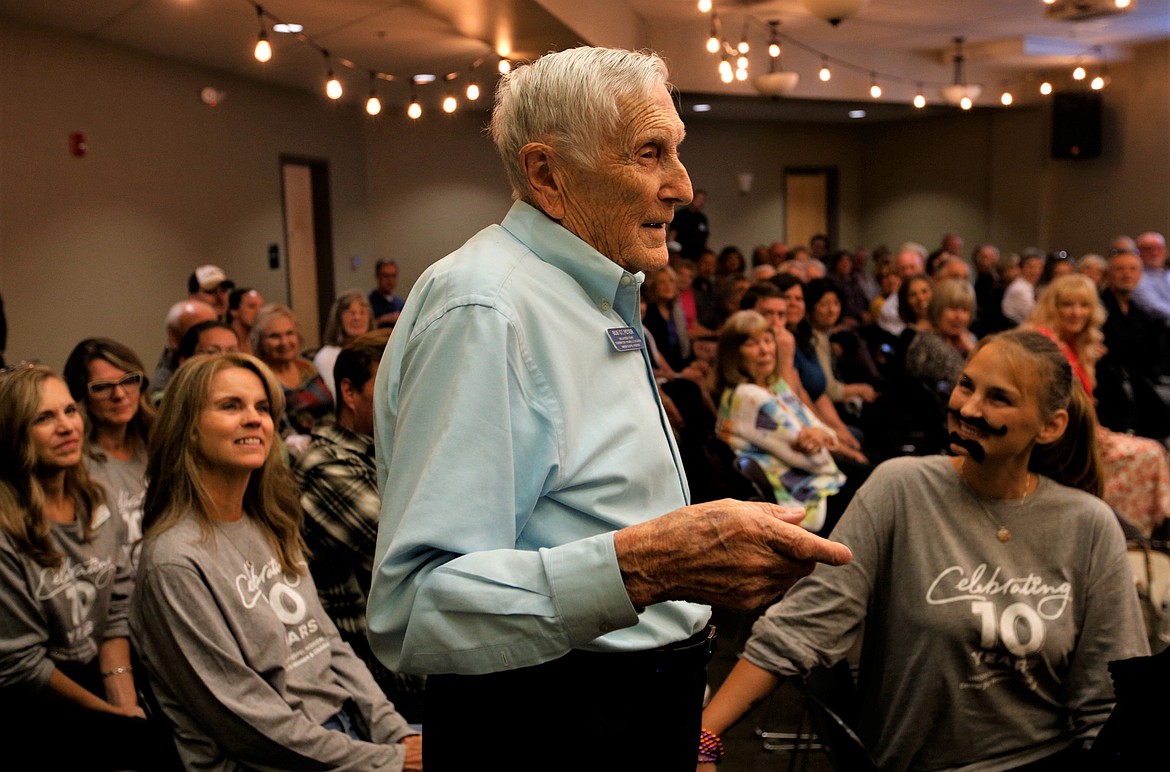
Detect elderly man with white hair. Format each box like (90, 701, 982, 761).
(367, 47, 852, 768)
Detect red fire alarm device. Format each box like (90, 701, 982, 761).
(69, 132, 87, 157)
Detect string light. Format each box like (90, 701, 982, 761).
(960, 95, 972, 110)
(698, 0, 713, 12)
(365, 72, 381, 115)
(323, 52, 343, 100)
(869, 73, 881, 98)
(1040, 80, 1053, 95)
(1091, 75, 1106, 90)
(818, 56, 831, 81)
(719, 57, 733, 83)
(498, 58, 511, 75)
(443, 93, 458, 113)
(706, 16, 721, 55)
(466, 80, 480, 100)
(407, 82, 422, 119)
(1000, 86, 1013, 106)
(913, 84, 926, 108)
(253, 6, 272, 63)
(1073, 64, 1086, 80)
(737, 55, 749, 70)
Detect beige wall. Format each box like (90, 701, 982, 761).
(2, 18, 1168, 371)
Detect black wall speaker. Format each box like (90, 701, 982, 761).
(1051, 91, 1102, 160)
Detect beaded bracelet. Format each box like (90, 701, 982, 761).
(698, 727, 725, 765)
(101, 666, 133, 678)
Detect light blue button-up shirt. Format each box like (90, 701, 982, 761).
(368, 201, 709, 676)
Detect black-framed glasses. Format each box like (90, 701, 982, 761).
(87, 372, 144, 399)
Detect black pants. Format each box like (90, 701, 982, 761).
(422, 626, 716, 771)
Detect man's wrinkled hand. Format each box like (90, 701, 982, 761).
(614, 499, 852, 612)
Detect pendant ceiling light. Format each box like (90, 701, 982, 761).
(940, 36, 983, 107)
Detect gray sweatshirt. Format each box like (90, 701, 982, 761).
(743, 455, 1149, 771)
(0, 500, 131, 693)
(130, 515, 414, 771)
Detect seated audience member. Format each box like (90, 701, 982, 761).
(1077, 253, 1108, 289)
(226, 287, 264, 355)
(893, 272, 934, 355)
(973, 250, 1017, 336)
(1131, 231, 1170, 325)
(930, 252, 972, 285)
(312, 291, 374, 402)
(826, 250, 870, 328)
(250, 304, 334, 449)
(0, 364, 172, 770)
(1037, 250, 1075, 295)
(905, 278, 977, 398)
(804, 258, 826, 281)
(971, 243, 1000, 311)
(187, 265, 234, 318)
(643, 267, 692, 372)
(295, 330, 425, 723)
(804, 278, 879, 410)
(176, 320, 240, 365)
(131, 353, 421, 770)
(1024, 273, 1170, 537)
(62, 338, 155, 568)
(151, 298, 218, 395)
(369, 259, 406, 329)
(717, 246, 746, 278)
(715, 311, 846, 534)
(699, 330, 1149, 771)
(1002, 249, 1045, 325)
(876, 242, 928, 336)
(771, 275, 869, 465)
(1096, 248, 1170, 438)
(711, 273, 752, 332)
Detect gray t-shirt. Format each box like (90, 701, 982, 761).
(743, 455, 1149, 772)
(131, 515, 414, 771)
(0, 499, 131, 693)
(87, 448, 146, 571)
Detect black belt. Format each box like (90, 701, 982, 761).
(563, 624, 717, 674)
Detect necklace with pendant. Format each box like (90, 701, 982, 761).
(961, 460, 1033, 542)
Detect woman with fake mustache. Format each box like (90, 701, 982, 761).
(698, 330, 1147, 771)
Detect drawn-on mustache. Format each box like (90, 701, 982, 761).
(948, 432, 986, 463)
(946, 408, 1009, 437)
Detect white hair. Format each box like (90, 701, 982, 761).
(490, 47, 670, 202)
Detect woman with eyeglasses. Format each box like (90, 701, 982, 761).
(0, 363, 174, 769)
(63, 338, 155, 568)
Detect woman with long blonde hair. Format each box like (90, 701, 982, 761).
(131, 353, 420, 770)
(1024, 272, 1169, 536)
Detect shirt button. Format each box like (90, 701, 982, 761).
(601, 301, 611, 311)
(620, 276, 632, 286)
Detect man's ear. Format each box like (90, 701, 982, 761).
(520, 142, 565, 220)
(338, 378, 359, 414)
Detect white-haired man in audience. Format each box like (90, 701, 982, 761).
(365, 46, 851, 769)
(149, 298, 217, 394)
(1131, 231, 1170, 325)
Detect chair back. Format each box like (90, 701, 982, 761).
(733, 455, 776, 504)
(795, 661, 878, 771)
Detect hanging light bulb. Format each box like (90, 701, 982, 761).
(913, 84, 926, 108)
(960, 96, 972, 110)
(869, 74, 881, 98)
(1000, 90, 1012, 106)
(816, 57, 830, 82)
(498, 58, 511, 75)
(253, 6, 272, 63)
(323, 53, 343, 100)
(769, 41, 781, 58)
(1073, 64, 1086, 80)
(365, 73, 381, 115)
(443, 94, 458, 113)
(719, 57, 734, 83)
(735, 66, 748, 81)
(738, 39, 750, 55)
(698, 0, 713, 12)
(466, 81, 480, 100)
(737, 55, 749, 70)
(707, 35, 721, 54)
(407, 86, 422, 119)
(1040, 80, 1053, 95)
(1091, 75, 1106, 90)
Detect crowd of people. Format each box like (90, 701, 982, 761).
(651, 230, 1170, 545)
(0, 262, 423, 770)
(0, 44, 1164, 771)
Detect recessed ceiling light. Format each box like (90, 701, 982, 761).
(848, 109, 866, 119)
(693, 104, 712, 112)
(272, 23, 303, 34)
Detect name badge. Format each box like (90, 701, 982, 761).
(606, 327, 644, 352)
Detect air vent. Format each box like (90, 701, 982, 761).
(1044, 0, 1133, 22)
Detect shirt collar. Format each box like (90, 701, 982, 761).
(499, 201, 643, 323)
(311, 421, 375, 457)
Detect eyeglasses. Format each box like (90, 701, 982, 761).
(87, 372, 144, 399)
